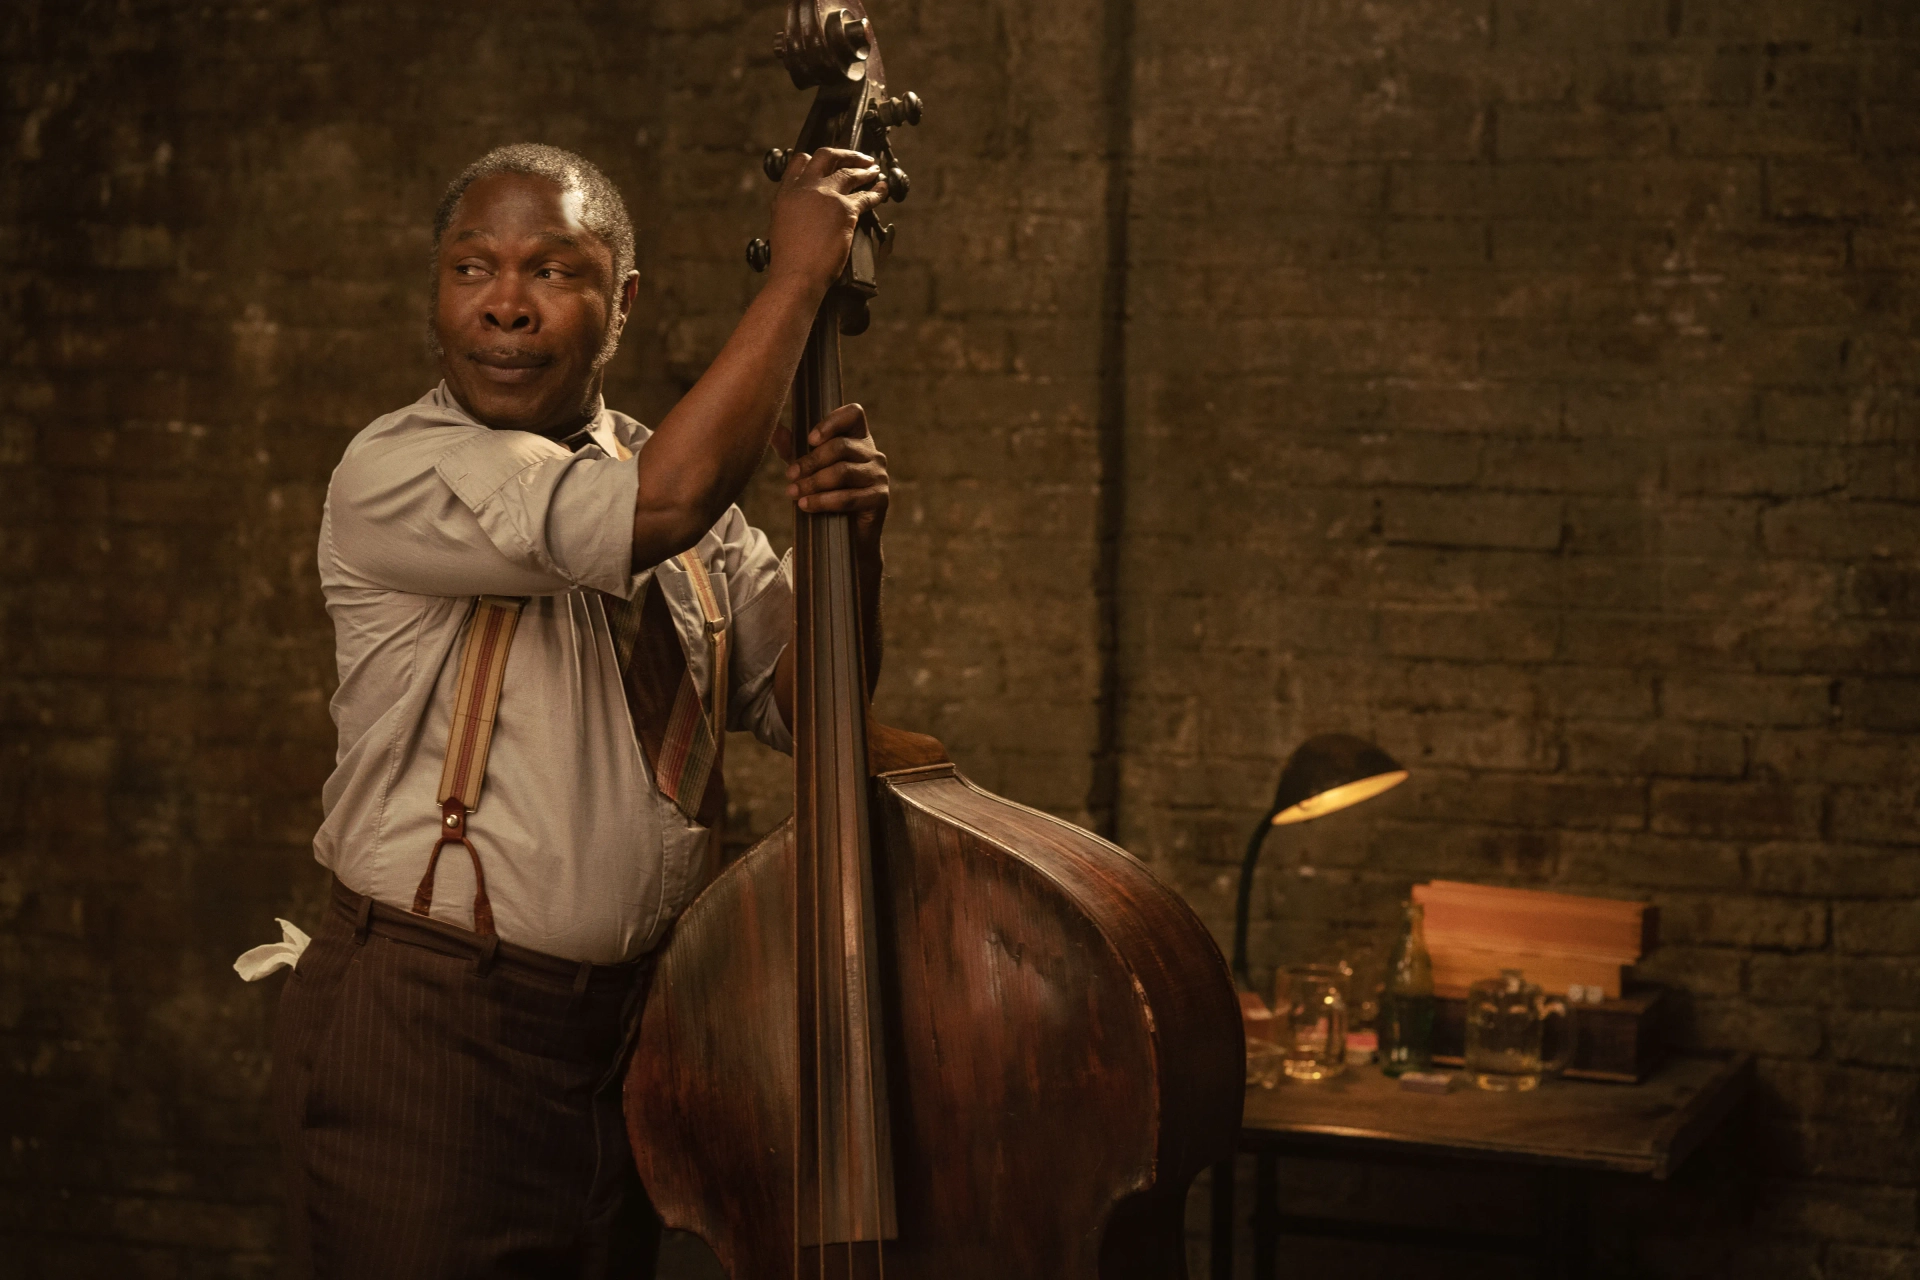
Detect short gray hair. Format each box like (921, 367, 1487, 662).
(428, 144, 636, 363)
(433, 143, 635, 282)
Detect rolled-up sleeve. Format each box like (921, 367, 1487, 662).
(329, 418, 637, 598)
(715, 505, 793, 754)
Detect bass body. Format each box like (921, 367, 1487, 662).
(626, 758, 1242, 1278)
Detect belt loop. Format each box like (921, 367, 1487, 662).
(570, 960, 593, 1008)
(352, 891, 373, 946)
(473, 931, 499, 978)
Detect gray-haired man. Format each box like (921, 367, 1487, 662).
(273, 143, 892, 1278)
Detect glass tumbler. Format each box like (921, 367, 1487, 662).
(1278, 964, 1349, 1082)
(1465, 968, 1576, 1092)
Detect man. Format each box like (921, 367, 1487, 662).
(273, 142, 893, 1278)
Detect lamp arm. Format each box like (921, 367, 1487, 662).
(1231, 808, 1282, 987)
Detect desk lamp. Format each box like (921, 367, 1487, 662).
(1231, 733, 1409, 985)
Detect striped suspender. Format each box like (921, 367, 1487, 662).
(663, 550, 730, 820)
(413, 595, 525, 936)
(686, 553, 730, 764)
(410, 564, 731, 937)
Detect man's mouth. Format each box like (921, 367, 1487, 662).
(467, 349, 552, 384)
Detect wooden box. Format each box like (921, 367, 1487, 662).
(1429, 985, 1669, 1084)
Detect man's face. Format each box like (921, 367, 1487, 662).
(432, 171, 632, 435)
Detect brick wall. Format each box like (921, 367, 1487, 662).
(1122, 0, 1920, 1274)
(2, 0, 1915, 1276)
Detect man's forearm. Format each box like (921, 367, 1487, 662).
(630, 273, 823, 568)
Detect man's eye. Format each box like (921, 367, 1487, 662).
(536, 266, 570, 280)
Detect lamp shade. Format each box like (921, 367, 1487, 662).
(1268, 733, 1409, 826)
(1231, 733, 1408, 984)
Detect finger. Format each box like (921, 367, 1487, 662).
(796, 485, 889, 514)
(782, 150, 812, 183)
(790, 459, 884, 497)
(851, 182, 889, 213)
(789, 441, 879, 484)
(786, 437, 859, 481)
(808, 147, 877, 174)
(824, 163, 885, 195)
(789, 456, 875, 494)
(808, 403, 871, 446)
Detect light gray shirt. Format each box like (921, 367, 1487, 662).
(314, 384, 793, 963)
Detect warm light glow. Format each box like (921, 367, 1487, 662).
(1271, 770, 1409, 826)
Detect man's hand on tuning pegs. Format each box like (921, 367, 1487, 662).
(779, 403, 889, 542)
(767, 148, 889, 292)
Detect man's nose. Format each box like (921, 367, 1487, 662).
(482, 279, 536, 331)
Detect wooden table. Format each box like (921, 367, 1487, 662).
(1211, 1054, 1752, 1279)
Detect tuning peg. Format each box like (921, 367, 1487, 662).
(762, 148, 792, 183)
(825, 10, 872, 68)
(884, 165, 910, 202)
(746, 238, 771, 272)
(877, 222, 897, 249)
(874, 91, 924, 128)
(839, 297, 872, 337)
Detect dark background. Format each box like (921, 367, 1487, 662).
(3, 0, 1917, 1275)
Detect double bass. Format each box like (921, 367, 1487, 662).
(624, 4, 1243, 1275)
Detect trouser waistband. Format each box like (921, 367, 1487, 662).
(329, 877, 651, 995)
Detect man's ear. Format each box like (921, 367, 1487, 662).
(619, 270, 639, 320)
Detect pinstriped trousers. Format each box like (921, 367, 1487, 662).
(273, 887, 661, 1279)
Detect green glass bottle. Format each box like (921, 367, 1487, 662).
(1379, 901, 1435, 1077)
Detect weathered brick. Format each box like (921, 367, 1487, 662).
(1561, 833, 1744, 889)
(1754, 729, 1920, 784)
(1633, 944, 1746, 996)
(1650, 781, 1823, 841)
(1749, 952, 1920, 1010)
(1843, 679, 1920, 731)
(1381, 490, 1564, 550)
(1565, 721, 1747, 778)
(1833, 1011, 1920, 1069)
(1661, 893, 1829, 950)
(1770, 158, 1920, 222)
(1369, 821, 1565, 882)
(1763, 501, 1920, 560)
(1831, 787, 1920, 846)
(1665, 674, 1835, 727)
(1686, 997, 1824, 1057)
(1835, 902, 1920, 956)
(1757, 1120, 1919, 1184)
(1378, 606, 1560, 662)
(1397, 772, 1647, 830)
(1756, 1060, 1916, 1130)
(1665, 442, 1848, 498)
(1750, 844, 1920, 898)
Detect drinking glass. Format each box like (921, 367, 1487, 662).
(1238, 985, 1286, 1089)
(1278, 964, 1348, 1082)
(1464, 969, 1575, 1092)
(1245, 1039, 1286, 1089)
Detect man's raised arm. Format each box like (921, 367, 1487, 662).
(629, 149, 890, 570)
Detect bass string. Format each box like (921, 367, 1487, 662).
(793, 194, 888, 1280)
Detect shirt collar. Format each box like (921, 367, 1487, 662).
(429, 381, 624, 457)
